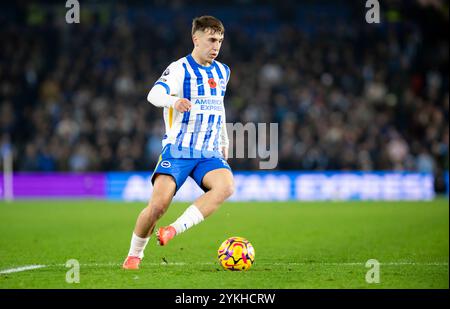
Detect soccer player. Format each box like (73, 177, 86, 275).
(123, 16, 234, 270)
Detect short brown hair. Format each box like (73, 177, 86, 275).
(192, 16, 224, 36)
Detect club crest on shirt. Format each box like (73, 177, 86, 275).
(161, 160, 171, 168)
(219, 79, 226, 90)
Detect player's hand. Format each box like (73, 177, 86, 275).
(174, 98, 192, 112)
(222, 146, 229, 160)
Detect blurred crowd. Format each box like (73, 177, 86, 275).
(0, 1, 448, 189)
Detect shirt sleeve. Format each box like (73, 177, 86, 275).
(148, 61, 184, 108)
(153, 61, 184, 96)
(222, 63, 231, 84)
(220, 109, 229, 148)
(220, 64, 230, 148)
(147, 85, 178, 108)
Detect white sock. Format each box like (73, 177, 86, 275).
(127, 232, 150, 259)
(170, 205, 204, 235)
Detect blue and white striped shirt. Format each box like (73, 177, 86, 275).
(152, 54, 230, 157)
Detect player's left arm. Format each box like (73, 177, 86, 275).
(220, 64, 231, 160)
(220, 109, 229, 160)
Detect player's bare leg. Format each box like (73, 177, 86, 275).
(134, 174, 176, 237)
(157, 168, 234, 245)
(193, 168, 234, 217)
(123, 174, 176, 269)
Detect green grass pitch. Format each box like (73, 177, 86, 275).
(0, 198, 448, 289)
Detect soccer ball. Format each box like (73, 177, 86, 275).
(217, 236, 255, 271)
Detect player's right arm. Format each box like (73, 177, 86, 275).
(147, 61, 191, 112)
(147, 87, 191, 112)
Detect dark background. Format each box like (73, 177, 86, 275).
(0, 0, 448, 191)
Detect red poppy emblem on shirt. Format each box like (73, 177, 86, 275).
(208, 78, 217, 88)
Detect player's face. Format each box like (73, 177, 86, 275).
(193, 29, 224, 63)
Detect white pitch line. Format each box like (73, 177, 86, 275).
(1, 261, 447, 274)
(0, 265, 47, 274)
(272, 262, 449, 266)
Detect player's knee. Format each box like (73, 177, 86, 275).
(218, 183, 234, 200)
(148, 199, 170, 219)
